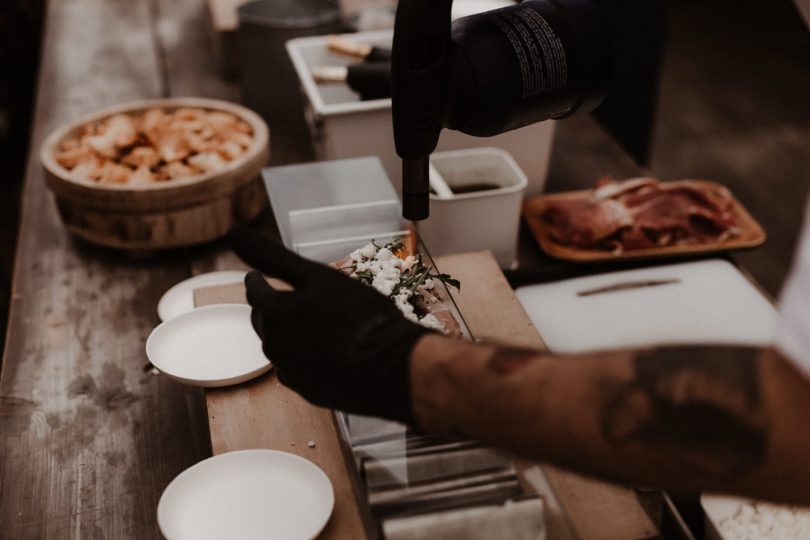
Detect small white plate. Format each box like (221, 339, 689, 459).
(146, 304, 271, 387)
(158, 450, 334, 540)
(158, 270, 247, 322)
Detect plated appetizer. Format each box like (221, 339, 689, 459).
(331, 240, 462, 335)
(541, 178, 740, 253)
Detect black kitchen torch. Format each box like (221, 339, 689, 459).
(392, 0, 614, 221)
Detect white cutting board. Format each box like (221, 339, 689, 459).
(516, 259, 777, 354)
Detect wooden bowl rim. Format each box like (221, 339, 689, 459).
(40, 97, 269, 194)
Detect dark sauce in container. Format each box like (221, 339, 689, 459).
(450, 182, 501, 194)
(429, 182, 502, 195)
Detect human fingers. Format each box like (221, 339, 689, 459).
(244, 270, 276, 308)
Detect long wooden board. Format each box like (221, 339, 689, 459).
(199, 251, 658, 540)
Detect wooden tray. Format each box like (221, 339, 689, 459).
(523, 180, 767, 263)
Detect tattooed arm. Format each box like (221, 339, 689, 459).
(410, 334, 810, 504)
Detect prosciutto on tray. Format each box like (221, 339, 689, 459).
(541, 178, 740, 253)
(331, 240, 462, 335)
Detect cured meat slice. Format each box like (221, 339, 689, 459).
(540, 178, 740, 252)
(593, 177, 658, 200)
(543, 198, 633, 247)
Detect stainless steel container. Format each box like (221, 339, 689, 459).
(238, 0, 341, 135)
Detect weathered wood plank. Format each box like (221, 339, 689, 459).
(0, 0, 210, 537)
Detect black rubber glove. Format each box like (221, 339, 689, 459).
(229, 227, 430, 425)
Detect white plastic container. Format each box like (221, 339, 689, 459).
(262, 156, 408, 263)
(418, 148, 528, 269)
(286, 30, 555, 197)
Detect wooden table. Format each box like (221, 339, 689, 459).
(195, 253, 658, 540)
(0, 0, 680, 537)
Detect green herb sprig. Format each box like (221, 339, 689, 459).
(345, 239, 461, 299)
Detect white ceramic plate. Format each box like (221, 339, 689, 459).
(158, 450, 334, 540)
(146, 304, 271, 387)
(157, 270, 247, 322)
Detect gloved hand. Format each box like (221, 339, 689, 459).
(229, 227, 430, 425)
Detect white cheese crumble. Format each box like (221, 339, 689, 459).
(370, 260, 400, 296)
(376, 247, 394, 261)
(419, 313, 445, 332)
(719, 501, 810, 539)
(351, 243, 378, 261)
(393, 289, 418, 323)
(347, 242, 447, 332)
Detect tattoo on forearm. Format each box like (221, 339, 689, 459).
(600, 346, 767, 478)
(487, 347, 541, 375)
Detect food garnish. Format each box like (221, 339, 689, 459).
(332, 239, 461, 334)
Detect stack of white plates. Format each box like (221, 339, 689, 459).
(148, 270, 271, 387)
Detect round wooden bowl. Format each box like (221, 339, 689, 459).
(41, 97, 270, 251)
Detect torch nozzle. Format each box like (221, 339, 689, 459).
(402, 157, 430, 221)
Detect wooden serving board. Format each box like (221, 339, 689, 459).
(523, 179, 766, 263)
(197, 252, 657, 540)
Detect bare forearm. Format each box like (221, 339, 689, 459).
(410, 334, 810, 504)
